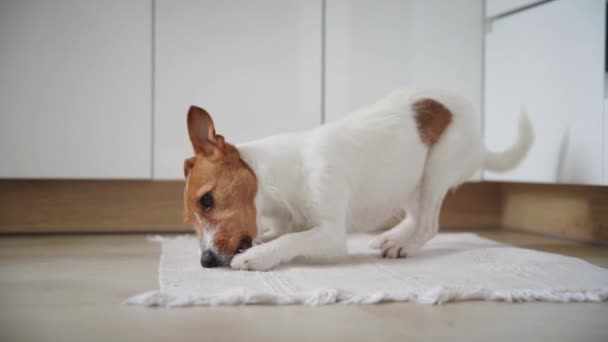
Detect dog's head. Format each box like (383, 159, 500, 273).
(184, 106, 258, 268)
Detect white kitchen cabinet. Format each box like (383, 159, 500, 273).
(154, 0, 322, 179)
(484, 0, 605, 184)
(0, 0, 152, 179)
(325, 0, 483, 122)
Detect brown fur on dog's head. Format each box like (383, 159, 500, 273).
(184, 106, 257, 267)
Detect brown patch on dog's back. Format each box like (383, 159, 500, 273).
(412, 98, 453, 146)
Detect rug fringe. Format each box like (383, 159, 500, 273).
(124, 287, 608, 307)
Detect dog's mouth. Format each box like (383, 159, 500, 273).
(197, 234, 255, 268)
(200, 249, 225, 268)
(200, 238, 253, 268)
(236, 237, 253, 254)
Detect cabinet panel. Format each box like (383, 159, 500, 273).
(484, 0, 605, 184)
(0, 0, 152, 179)
(154, 0, 322, 179)
(325, 0, 483, 122)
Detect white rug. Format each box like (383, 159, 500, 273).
(125, 233, 608, 307)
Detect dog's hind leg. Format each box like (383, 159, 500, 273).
(369, 167, 451, 258)
(372, 95, 482, 258)
(374, 209, 406, 232)
(370, 132, 480, 258)
(368, 188, 421, 257)
(396, 176, 448, 256)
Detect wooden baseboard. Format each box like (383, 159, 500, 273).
(500, 182, 608, 244)
(0, 180, 501, 234)
(441, 182, 501, 229)
(0, 180, 189, 233)
(1, 180, 606, 244)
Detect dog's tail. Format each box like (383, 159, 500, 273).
(483, 108, 534, 172)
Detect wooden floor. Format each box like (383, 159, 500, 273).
(0, 230, 607, 342)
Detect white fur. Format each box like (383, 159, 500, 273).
(193, 212, 218, 252)
(201, 228, 217, 252)
(483, 107, 534, 172)
(230, 88, 533, 271)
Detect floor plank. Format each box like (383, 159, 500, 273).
(0, 230, 606, 342)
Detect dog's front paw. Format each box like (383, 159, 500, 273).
(380, 246, 408, 258)
(230, 247, 279, 271)
(369, 231, 403, 250)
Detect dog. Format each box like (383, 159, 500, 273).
(183, 88, 533, 271)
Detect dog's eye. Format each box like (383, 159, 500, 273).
(199, 192, 213, 210)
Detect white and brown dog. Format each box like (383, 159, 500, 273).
(184, 88, 533, 271)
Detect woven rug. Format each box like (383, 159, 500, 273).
(125, 233, 608, 307)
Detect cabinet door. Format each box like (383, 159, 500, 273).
(154, 0, 322, 179)
(484, 0, 605, 184)
(325, 0, 483, 122)
(0, 1, 152, 179)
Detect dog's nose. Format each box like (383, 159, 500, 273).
(200, 250, 220, 268)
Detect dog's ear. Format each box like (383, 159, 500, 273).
(183, 157, 196, 178)
(187, 105, 225, 155)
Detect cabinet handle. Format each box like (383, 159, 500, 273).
(555, 127, 569, 182)
(487, 0, 556, 23)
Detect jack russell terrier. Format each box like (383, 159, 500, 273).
(183, 88, 533, 271)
